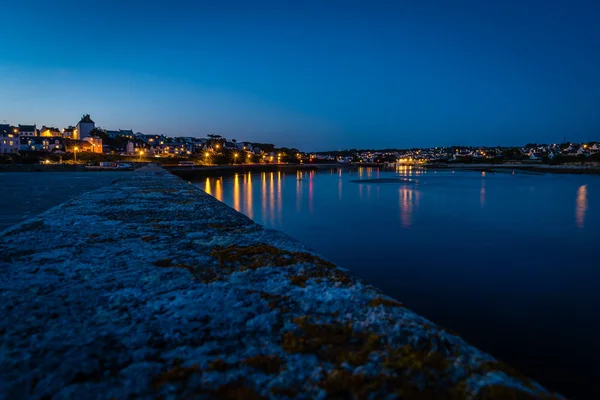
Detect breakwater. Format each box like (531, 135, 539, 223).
(0, 166, 563, 399)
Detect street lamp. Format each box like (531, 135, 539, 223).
(233, 153, 238, 164)
(74, 146, 79, 163)
(139, 150, 144, 161)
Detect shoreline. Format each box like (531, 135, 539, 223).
(3, 161, 600, 176)
(422, 163, 600, 175)
(165, 163, 350, 179)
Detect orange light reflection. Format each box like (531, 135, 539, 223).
(214, 178, 223, 202)
(576, 185, 588, 228)
(204, 177, 211, 195)
(399, 187, 419, 228)
(246, 172, 253, 220)
(233, 173, 240, 211)
(261, 172, 267, 225)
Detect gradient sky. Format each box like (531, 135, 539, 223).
(1, 0, 599, 150)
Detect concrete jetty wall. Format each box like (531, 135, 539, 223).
(0, 167, 563, 399)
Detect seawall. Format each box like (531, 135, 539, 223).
(0, 166, 563, 399)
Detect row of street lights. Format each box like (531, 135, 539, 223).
(70, 146, 284, 165)
(203, 151, 263, 165)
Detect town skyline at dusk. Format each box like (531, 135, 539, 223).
(2, 0, 599, 151)
(0, 112, 596, 153)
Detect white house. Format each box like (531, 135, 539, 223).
(18, 124, 36, 137)
(76, 114, 95, 140)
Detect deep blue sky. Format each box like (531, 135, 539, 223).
(1, 0, 599, 150)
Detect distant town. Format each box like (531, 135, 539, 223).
(1, 114, 598, 167)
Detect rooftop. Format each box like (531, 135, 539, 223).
(78, 114, 94, 124)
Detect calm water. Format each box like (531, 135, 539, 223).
(197, 167, 599, 398)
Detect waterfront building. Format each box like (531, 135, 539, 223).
(18, 124, 37, 137)
(62, 126, 77, 139)
(40, 126, 62, 137)
(19, 136, 60, 152)
(76, 114, 95, 140)
(83, 137, 103, 154)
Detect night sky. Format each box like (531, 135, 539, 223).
(1, 0, 599, 150)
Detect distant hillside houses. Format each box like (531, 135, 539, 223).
(106, 129, 134, 139)
(1, 113, 598, 164)
(341, 141, 600, 165)
(20, 137, 64, 152)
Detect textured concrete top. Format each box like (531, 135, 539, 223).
(0, 167, 563, 400)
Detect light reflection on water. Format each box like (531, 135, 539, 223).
(200, 167, 596, 234)
(215, 178, 222, 202)
(480, 179, 486, 209)
(245, 173, 253, 219)
(296, 171, 302, 213)
(399, 186, 418, 228)
(233, 174, 240, 212)
(576, 184, 587, 228)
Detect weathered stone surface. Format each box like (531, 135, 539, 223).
(0, 167, 563, 399)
